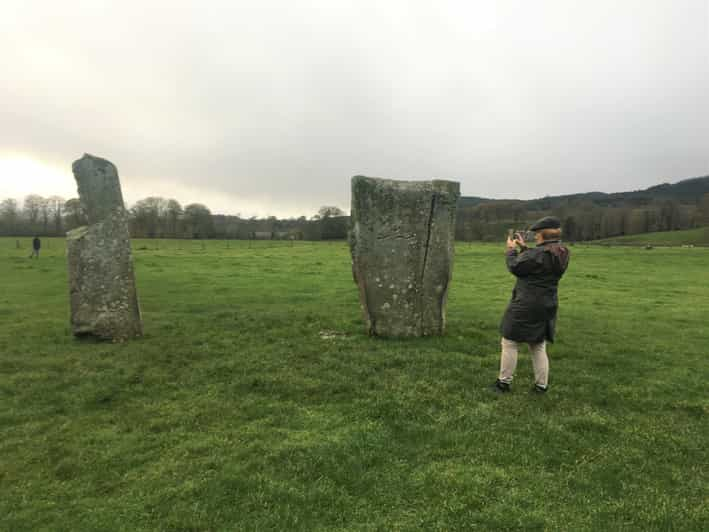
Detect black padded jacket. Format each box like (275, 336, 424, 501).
(499, 240, 570, 343)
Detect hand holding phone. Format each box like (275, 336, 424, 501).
(506, 229, 516, 250)
(507, 229, 527, 249)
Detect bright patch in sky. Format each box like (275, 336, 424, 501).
(0, 155, 76, 201)
(0, 154, 319, 217)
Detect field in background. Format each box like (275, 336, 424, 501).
(594, 227, 709, 247)
(1, 238, 708, 530)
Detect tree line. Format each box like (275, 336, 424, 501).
(2, 190, 708, 242)
(454, 194, 709, 242)
(0, 195, 350, 240)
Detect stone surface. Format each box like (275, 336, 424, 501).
(349, 176, 460, 337)
(67, 154, 142, 340)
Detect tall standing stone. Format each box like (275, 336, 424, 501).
(67, 154, 142, 340)
(349, 176, 460, 337)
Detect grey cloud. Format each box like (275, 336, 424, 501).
(1, 0, 707, 215)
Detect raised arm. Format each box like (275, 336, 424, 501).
(505, 248, 539, 277)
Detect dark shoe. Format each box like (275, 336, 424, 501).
(532, 384, 548, 394)
(491, 379, 511, 393)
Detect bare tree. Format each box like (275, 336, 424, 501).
(46, 196, 65, 234)
(0, 198, 20, 235)
(317, 206, 345, 218)
(131, 197, 169, 237)
(24, 194, 44, 228)
(63, 198, 87, 230)
(165, 199, 183, 237)
(183, 203, 214, 238)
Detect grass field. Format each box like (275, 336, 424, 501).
(1, 237, 708, 531)
(595, 227, 709, 247)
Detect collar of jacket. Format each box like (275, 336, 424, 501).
(540, 239, 561, 245)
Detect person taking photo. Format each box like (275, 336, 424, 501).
(492, 216, 570, 394)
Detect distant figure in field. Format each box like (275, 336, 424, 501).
(492, 217, 570, 394)
(30, 236, 41, 259)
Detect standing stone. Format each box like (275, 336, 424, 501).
(67, 154, 142, 340)
(349, 176, 460, 337)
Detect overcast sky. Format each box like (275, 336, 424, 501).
(1, 0, 708, 217)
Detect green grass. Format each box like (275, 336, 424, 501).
(595, 227, 709, 246)
(1, 237, 708, 531)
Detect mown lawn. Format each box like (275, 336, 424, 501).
(1, 237, 707, 531)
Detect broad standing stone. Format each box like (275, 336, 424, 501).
(349, 176, 460, 337)
(67, 154, 142, 340)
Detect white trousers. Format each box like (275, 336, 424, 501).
(498, 337, 549, 387)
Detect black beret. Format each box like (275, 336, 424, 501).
(530, 216, 561, 231)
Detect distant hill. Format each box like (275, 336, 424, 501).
(457, 196, 489, 208)
(456, 174, 709, 242)
(459, 175, 709, 209)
